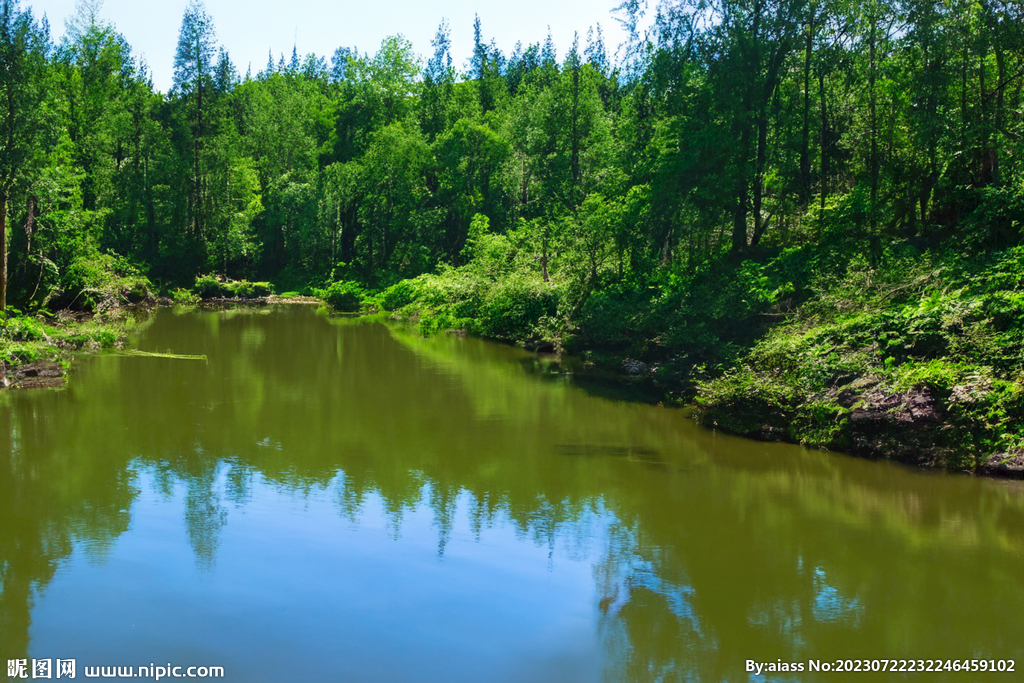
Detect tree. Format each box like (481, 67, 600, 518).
(362, 35, 421, 127)
(540, 37, 609, 210)
(435, 117, 512, 259)
(358, 123, 432, 273)
(0, 0, 50, 311)
(57, 0, 132, 213)
(421, 19, 454, 141)
(172, 0, 217, 242)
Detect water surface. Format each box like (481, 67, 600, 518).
(2, 305, 1022, 682)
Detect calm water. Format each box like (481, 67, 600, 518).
(2, 305, 1022, 682)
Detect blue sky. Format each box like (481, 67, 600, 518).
(26, 0, 636, 93)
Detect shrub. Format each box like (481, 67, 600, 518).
(249, 282, 274, 297)
(193, 277, 271, 299)
(477, 276, 559, 341)
(230, 280, 255, 298)
(172, 288, 200, 305)
(58, 252, 152, 311)
(321, 280, 365, 312)
(376, 280, 417, 311)
(194, 274, 229, 298)
(2, 315, 47, 342)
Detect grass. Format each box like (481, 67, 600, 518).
(1, 308, 146, 373)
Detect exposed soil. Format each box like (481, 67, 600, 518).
(267, 295, 321, 305)
(840, 384, 953, 467)
(979, 450, 1024, 478)
(1, 360, 65, 389)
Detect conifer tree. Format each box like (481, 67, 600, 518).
(173, 0, 217, 243)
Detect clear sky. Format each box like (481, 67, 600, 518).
(25, 0, 634, 93)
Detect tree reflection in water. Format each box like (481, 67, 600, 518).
(1, 306, 1021, 682)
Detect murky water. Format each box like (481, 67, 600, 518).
(2, 306, 1022, 682)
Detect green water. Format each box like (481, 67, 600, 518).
(2, 305, 1022, 682)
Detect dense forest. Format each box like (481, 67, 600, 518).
(1, 0, 1022, 470)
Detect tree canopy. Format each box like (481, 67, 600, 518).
(0, 0, 1020, 313)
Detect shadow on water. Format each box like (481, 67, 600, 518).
(516, 353, 667, 405)
(1, 305, 1022, 682)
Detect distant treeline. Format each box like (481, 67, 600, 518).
(1, 0, 1020, 307)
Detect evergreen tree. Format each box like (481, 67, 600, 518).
(173, 0, 218, 248)
(421, 19, 454, 141)
(330, 46, 354, 83)
(0, 0, 51, 311)
(584, 24, 609, 76)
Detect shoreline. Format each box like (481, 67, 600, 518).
(379, 305, 1024, 480)
(4, 298, 1021, 479)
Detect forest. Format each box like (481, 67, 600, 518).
(1, 0, 1022, 471)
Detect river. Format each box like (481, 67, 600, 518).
(2, 305, 1022, 682)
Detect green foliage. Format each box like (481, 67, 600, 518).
(374, 280, 417, 311)
(194, 274, 229, 298)
(172, 288, 200, 305)
(2, 314, 47, 342)
(377, 265, 560, 345)
(476, 275, 559, 341)
(694, 245, 1024, 467)
(57, 251, 152, 311)
(193, 275, 273, 299)
(320, 280, 365, 312)
(0, 308, 136, 370)
(229, 281, 273, 298)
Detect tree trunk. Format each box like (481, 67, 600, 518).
(800, 11, 815, 204)
(819, 60, 828, 226)
(993, 30, 1005, 185)
(978, 18, 990, 183)
(754, 44, 786, 248)
(541, 224, 550, 282)
(570, 64, 581, 204)
(1, 190, 8, 312)
(732, 0, 761, 256)
(194, 60, 205, 238)
(869, 6, 879, 244)
(24, 195, 35, 255)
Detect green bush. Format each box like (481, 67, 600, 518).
(59, 252, 152, 311)
(192, 277, 272, 299)
(230, 280, 255, 298)
(194, 274, 229, 298)
(376, 280, 417, 311)
(172, 288, 200, 305)
(321, 280, 365, 312)
(477, 276, 559, 341)
(572, 283, 650, 352)
(249, 282, 274, 297)
(2, 315, 47, 342)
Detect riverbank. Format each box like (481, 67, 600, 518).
(6, 258, 1021, 479)
(0, 283, 316, 388)
(690, 247, 1024, 478)
(340, 241, 1024, 478)
(0, 307, 147, 389)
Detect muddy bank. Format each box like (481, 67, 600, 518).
(0, 305, 150, 391)
(0, 360, 65, 389)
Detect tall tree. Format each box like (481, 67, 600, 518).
(421, 19, 454, 141)
(0, 0, 50, 311)
(435, 117, 512, 258)
(173, 0, 217, 245)
(58, 0, 132, 213)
